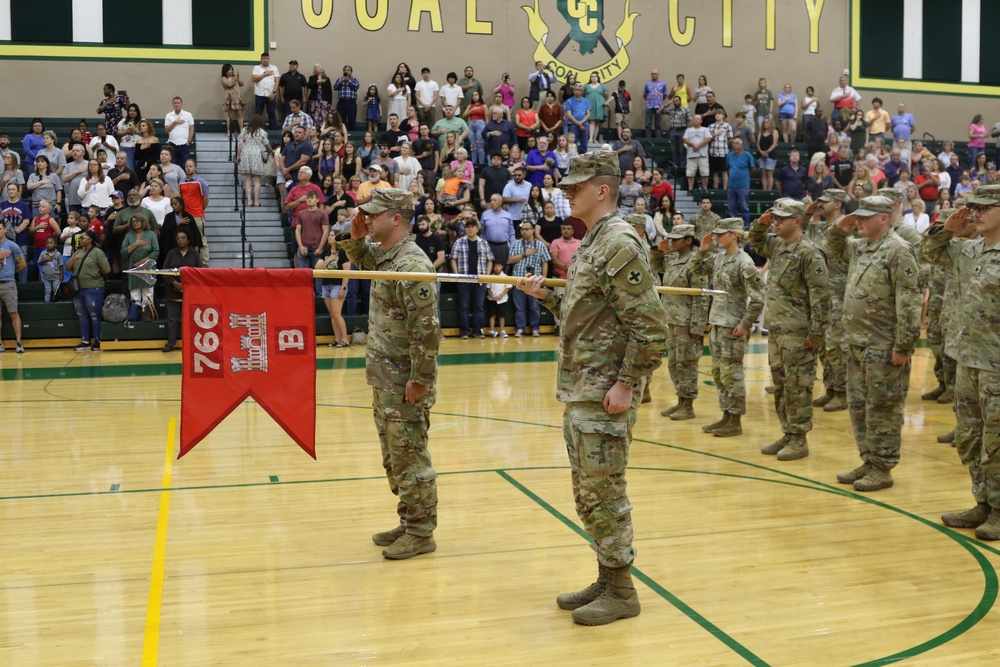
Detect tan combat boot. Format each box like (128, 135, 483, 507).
(660, 400, 681, 417)
(372, 523, 406, 546)
(937, 429, 956, 444)
(942, 503, 991, 529)
(823, 392, 847, 412)
(670, 398, 696, 421)
(761, 434, 790, 455)
(974, 509, 1000, 541)
(937, 388, 954, 404)
(641, 381, 652, 404)
(702, 413, 729, 433)
(764, 385, 776, 395)
(813, 389, 834, 407)
(556, 561, 609, 610)
(382, 532, 437, 560)
(853, 465, 894, 492)
(837, 461, 872, 484)
(776, 434, 809, 461)
(921, 384, 946, 401)
(712, 414, 742, 437)
(571, 566, 641, 625)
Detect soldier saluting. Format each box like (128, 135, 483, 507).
(749, 199, 830, 460)
(339, 189, 442, 560)
(827, 195, 921, 492)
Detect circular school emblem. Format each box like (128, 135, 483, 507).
(522, 0, 639, 84)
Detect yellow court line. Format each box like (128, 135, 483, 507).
(141, 418, 176, 667)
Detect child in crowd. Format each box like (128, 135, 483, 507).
(30, 200, 59, 265)
(485, 261, 510, 338)
(60, 211, 82, 259)
(741, 94, 756, 128)
(436, 166, 463, 203)
(331, 206, 350, 234)
(85, 205, 105, 245)
(955, 173, 974, 199)
(364, 85, 381, 132)
(37, 235, 63, 302)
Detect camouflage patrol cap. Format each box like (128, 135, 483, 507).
(966, 184, 1000, 206)
(771, 198, 806, 217)
(818, 188, 848, 203)
(936, 208, 959, 220)
(557, 150, 621, 187)
(359, 188, 414, 214)
(711, 217, 745, 234)
(854, 195, 895, 217)
(665, 224, 697, 239)
(625, 214, 647, 229)
(877, 188, 904, 204)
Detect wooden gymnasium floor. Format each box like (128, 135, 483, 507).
(1, 334, 999, 666)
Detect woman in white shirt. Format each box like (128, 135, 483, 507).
(387, 73, 411, 123)
(116, 103, 142, 170)
(902, 198, 930, 234)
(140, 179, 173, 228)
(76, 159, 115, 210)
(800, 85, 818, 128)
(393, 141, 422, 191)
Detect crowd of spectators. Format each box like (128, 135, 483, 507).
(3, 60, 999, 347)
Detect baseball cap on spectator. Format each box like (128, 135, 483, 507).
(112, 190, 124, 199)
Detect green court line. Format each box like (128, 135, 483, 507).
(110, 484, 120, 492)
(268, 475, 279, 483)
(497, 469, 769, 666)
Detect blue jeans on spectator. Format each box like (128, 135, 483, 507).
(511, 287, 540, 332)
(568, 121, 588, 153)
(256, 95, 278, 129)
(122, 146, 135, 170)
(295, 246, 321, 294)
(16, 244, 30, 282)
(645, 108, 662, 138)
(74, 287, 104, 343)
(169, 142, 190, 169)
(456, 283, 486, 336)
(468, 119, 486, 164)
(671, 129, 687, 168)
(728, 187, 750, 227)
(969, 146, 984, 169)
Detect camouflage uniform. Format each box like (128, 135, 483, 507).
(339, 190, 441, 538)
(923, 192, 1000, 526)
(879, 187, 951, 396)
(749, 200, 831, 437)
(691, 218, 765, 416)
(660, 225, 709, 402)
(539, 158, 668, 570)
(827, 196, 922, 471)
(805, 190, 849, 397)
(690, 209, 722, 239)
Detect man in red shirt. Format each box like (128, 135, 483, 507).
(178, 159, 211, 264)
(548, 221, 581, 279)
(284, 166, 325, 225)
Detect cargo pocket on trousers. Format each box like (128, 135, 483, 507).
(574, 419, 629, 478)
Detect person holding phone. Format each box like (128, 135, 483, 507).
(528, 61, 555, 109)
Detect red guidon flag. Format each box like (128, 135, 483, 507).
(179, 268, 316, 458)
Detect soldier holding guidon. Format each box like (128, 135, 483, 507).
(519, 151, 668, 626)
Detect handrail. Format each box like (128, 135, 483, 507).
(231, 132, 247, 268)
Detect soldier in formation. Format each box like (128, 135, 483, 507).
(691, 218, 765, 437)
(657, 224, 709, 421)
(340, 189, 441, 560)
(748, 199, 830, 460)
(826, 196, 922, 492)
(519, 151, 668, 625)
(804, 189, 849, 413)
(923, 187, 1000, 540)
